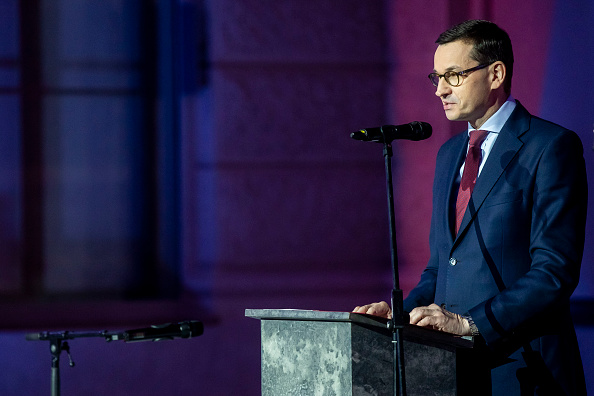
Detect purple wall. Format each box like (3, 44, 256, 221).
(2, 1, 593, 394)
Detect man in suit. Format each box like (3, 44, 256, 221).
(354, 20, 587, 395)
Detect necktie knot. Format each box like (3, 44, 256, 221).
(469, 129, 489, 148)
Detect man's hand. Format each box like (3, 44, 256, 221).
(409, 303, 471, 336)
(352, 301, 392, 319)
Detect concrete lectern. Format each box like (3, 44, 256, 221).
(246, 308, 488, 396)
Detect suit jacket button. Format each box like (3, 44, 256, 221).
(449, 257, 457, 266)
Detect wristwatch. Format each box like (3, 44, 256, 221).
(461, 314, 480, 336)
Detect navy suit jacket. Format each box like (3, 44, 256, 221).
(404, 102, 587, 395)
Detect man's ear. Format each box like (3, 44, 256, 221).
(490, 61, 506, 89)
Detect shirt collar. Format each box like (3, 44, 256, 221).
(468, 95, 516, 135)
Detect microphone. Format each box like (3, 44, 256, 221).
(117, 321, 204, 342)
(351, 121, 432, 143)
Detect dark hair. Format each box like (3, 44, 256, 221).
(437, 20, 514, 94)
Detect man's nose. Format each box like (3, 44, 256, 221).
(435, 77, 451, 97)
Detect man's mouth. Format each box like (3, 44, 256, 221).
(442, 101, 455, 110)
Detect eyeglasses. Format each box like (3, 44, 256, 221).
(428, 63, 490, 87)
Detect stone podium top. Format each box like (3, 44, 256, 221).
(245, 308, 474, 349)
(245, 308, 389, 329)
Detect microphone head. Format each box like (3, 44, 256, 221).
(181, 320, 204, 338)
(408, 121, 432, 141)
(350, 130, 368, 141)
(123, 320, 205, 342)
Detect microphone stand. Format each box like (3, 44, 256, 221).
(26, 321, 202, 396)
(380, 129, 408, 396)
(29, 330, 113, 396)
(351, 123, 431, 395)
(49, 336, 69, 396)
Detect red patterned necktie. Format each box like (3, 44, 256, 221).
(455, 130, 489, 235)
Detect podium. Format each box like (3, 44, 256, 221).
(246, 309, 488, 396)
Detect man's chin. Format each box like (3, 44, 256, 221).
(444, 111, 460, 121)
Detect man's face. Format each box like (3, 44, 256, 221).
(433, 41, 493, 128)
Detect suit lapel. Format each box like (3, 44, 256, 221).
(452, 102, 530, 246)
